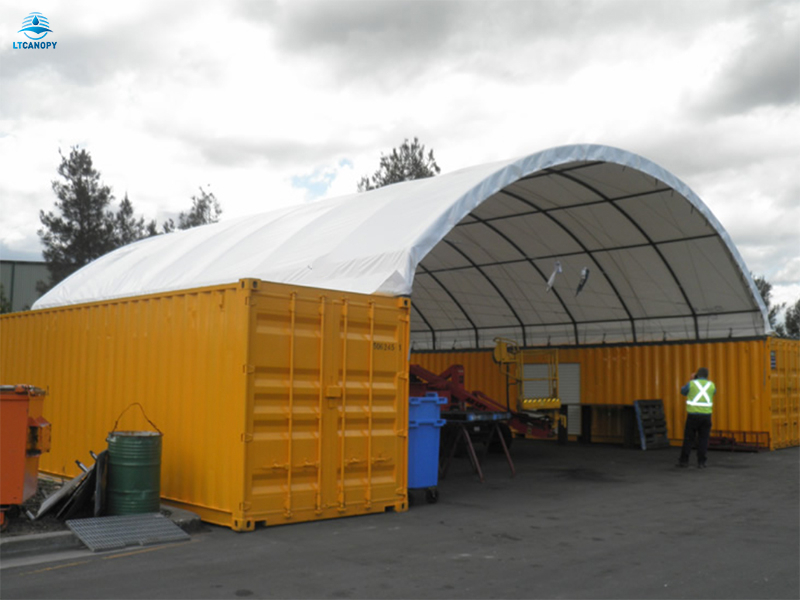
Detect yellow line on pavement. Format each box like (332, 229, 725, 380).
(20, 560, 91, 576)
(102, 540, 191, 560)
(16, 538, 195, 575)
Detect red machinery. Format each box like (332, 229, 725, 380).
(409, 364, 556, 440)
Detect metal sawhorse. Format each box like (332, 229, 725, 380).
(438, 411, 516, 482)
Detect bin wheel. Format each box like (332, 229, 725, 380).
(425, 488, 439, 504)
(0, 505, 18, 532)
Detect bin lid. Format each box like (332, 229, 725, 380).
(0, 384, 47, 397)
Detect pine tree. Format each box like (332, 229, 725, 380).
(753, 274, 786, 333)
(162, 187, 222, 233)
(784, 298, 800, 339)
(114, 193, 157, 246)
(358, 137, 441, 192)
(38, 147, 118, 291)
(177, 187, 222, 229)
(38, 148, 225, 293)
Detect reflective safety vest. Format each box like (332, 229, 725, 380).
(686, 379, 715, 414)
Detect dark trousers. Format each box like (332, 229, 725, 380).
(679, 413, 712, 465)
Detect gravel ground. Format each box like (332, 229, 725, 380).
(0, 478, 73, 537)
(1, 476, 177, 538)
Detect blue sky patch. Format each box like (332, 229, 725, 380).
(291, 159, 353, 200)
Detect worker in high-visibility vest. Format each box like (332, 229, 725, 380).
(676, 367, 716, 469)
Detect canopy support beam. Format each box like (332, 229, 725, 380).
(447, 212, 582, 344)
(410, 304, 437, 350)
(499, 187, 638, 343)
(549, 169, 701, 340)
(442, 240, 529, 346)
(417, 264, 480, 348)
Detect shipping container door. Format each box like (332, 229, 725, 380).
(243, 287, 406, 530)
(328, 297, 408, 517)
(242, 289, 332, 528)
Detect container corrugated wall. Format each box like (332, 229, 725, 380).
(2, 284, 247, 516)
(413, 338, 800, 450)
(1, 279, 409, 530)
(769, 337, 800, 448)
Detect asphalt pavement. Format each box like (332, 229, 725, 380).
(2, 440, 798, 600)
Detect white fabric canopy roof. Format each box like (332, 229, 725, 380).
(34, 144, 771, 348)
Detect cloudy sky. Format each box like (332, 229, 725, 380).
(1, 0, 798, 309)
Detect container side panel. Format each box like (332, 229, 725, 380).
(0, 285, 249, 520)
(246, 292, 324, 522)
(412, 339, 783, 448)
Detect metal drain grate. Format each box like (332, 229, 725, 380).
(67, 513, 190, 552)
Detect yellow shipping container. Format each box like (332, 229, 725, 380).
(770, 337, 800, 448)
(1, 279, 409, 530)
(413, 337, 799, 450)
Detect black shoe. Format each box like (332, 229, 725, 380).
(698, 463, 707, 469)
(675, 462, 689, 468)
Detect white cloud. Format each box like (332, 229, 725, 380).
(0, 0, 797, 306)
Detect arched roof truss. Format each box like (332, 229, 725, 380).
(34, 145, 771, 350)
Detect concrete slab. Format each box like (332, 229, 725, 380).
(161, 503, 205, 534)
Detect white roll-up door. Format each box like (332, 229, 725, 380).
(523, 362, 582, 435)
(559, 364, 581, 436)
(522, 363, 580, 402)
(522, 363, 550, 398)
(557, 364, 581, 405)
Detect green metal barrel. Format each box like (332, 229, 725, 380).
(106, 431, 162, 515)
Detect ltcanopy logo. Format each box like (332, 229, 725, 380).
(13, 12, 57, 49)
